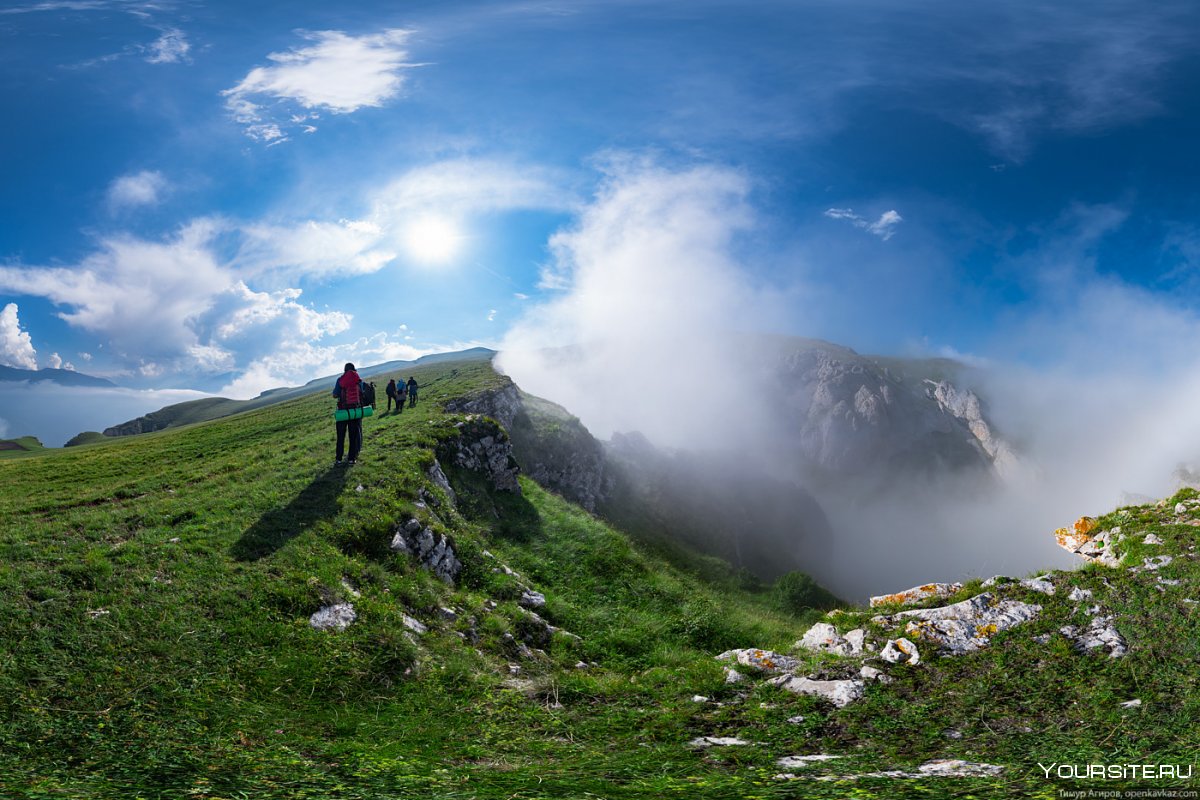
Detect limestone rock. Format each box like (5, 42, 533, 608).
(870, 582, 962, 608)
(402, 614, 427, 635)
(859, 665, 893, 683)
(1060, 616, 1127, 658)
(880, 638, 920, 665)
(518, 589, 547, 610)
(715, 648, 800, 674)
(1176, 503, 1188, 515)
(390, 520, 462, 584)
(917, 760, 1004, 777)
(438, 416, 521, 493)
(1057, 518, 1122, 567)
(796, 622, 862, 655)
(1020, 576, 1055, 595)
(875, 593, 1041, 655)
(1144, 533, 1163, 545)
(426, 459, 457, 506)
(777, 754, 843, 769)
(1139, 555, 1173, 571)
(768, 675, 865, 707)
(689, 736, 750, 748)
(1067, 587, 1093, 602)
(724, 668, 745, 684)
(310, 603, 356, 632)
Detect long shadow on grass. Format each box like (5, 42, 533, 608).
(230, 466, 348, 560)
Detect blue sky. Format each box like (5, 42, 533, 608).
(2, 0, 1200, 400)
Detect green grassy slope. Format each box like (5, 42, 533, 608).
(0, 435, 46, 459)
(6, 356, 1199, 799)
(0, 358, 813, 799)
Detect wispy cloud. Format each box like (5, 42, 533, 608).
(0, 303, 38, 370)
(144, 27, 189, 63)
(823, 207, 903, 240)
(106, 170, 168, 210)
(222, 29, 416, 143)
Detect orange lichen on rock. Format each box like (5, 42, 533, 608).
(869, 582, 963, 608)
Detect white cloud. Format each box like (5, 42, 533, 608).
(823, 207, 903, 240)
(46, 352, 61, 369)
(107, 170, 168, 210)
(222, 29, 415, 142)
(144, 27, 189, 63)
(234, 219, 396, 280)
(219, 332, 429, 399)
(374, 159, 575, 218)
(0, 223, 351, 383)
(79, 352, 92, 361)
(498, 160, 783, 448)
(0, 303, 38, 370)
(487, 309, 497, 322)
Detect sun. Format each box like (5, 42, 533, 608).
(402, 214, 463, 264)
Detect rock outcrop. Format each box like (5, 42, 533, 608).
(390, 519, 462, 584)
(439, 416, 521, 493)
(873, 593, 1042, 655)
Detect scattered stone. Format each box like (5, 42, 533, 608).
(786, 715, 806, 724)
(768, 675, 866, 707)
(875, 593, 1041, 655)
(340, 578, 361, 598)
(844, 628, 869, 654)
(86, 608, 110, 619)
(438, 606, 458, 621)
(355, 484, 364, 493)
(1020, 576, 1055, 595)
(573, 661, 590, 670)
(943, 729, 964, 740)
(688, 736, 751, 748)
(1139, 555, 1173, 571)
(1120, 699, 1142, 708)
(776, 755, 843, 769)
(715, 648, 800, 674)
(870, 582, 962, 608)
(507, 664, 521, 675)
(691, 695, 709, 703)
(1176, 503, 1188, 515)
(168, 537, 181, 543)
(724, 668, 745, 684)
(309, 603, 356, 632)
(518, 589, 546, 609)
(401, 614, 427, 635)
(879, 638, 920, 665)
(1067, 587, 1093, 602)
(1144, 533, 1163, 545)
(859, 665, 893, 684)
(1033, 634, 1052, 644)
(1159, 578, 1181, 587)
(1059, 616, 1127, 658)
(981, 575, 1012, 588)
(918, 759, 1005, 777)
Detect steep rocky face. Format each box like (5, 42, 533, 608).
(447, 383, 612, 511)
(766, 342, 1009, 480)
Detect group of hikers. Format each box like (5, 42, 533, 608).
(331, 363, 420, 465)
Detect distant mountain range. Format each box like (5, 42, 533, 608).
(97, 347, 496, 438)
(0, 365, 117, 388)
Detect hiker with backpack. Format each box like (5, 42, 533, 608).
(406, 376, 419, 408)
(332, 362, 366, 465)
(385, 378, 400, 413)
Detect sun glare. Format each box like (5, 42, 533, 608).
(402, 214, 463, 264)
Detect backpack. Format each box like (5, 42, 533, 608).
(362, 382, 377, 408)
(339, 372, 362, 406)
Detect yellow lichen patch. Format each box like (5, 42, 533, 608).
(1073, 516, 1097, 536)
(974, 623, 998, 638)
(1055, 526, 1092, 552)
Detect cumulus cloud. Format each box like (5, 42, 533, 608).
(107, 170, 168, 210)
(44, 352, 75, 370)
(498, 159, 783, 449)
(0, 223, 351, 383)
(222, 29, 415, 142)
(0, 303, 38, 370)
(823, 207, 903, 240)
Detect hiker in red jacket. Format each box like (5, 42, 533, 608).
(332, 362, 365, 465)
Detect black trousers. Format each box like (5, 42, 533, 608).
(336, 418, 362, 461)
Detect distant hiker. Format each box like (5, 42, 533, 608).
(385, 378, 400, 412)
(332, 362, 365, 465)
(406, 376, 419, 408)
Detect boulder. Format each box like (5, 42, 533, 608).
(768, 675, 865, 707)
(874, 593, 1041, 655)
(715, 648, 800, 674)
(390, 520, 462, 584)
(870, 582, 962, 608)
(796, 622, 862, 656)
(879, 638, 920, 665)
(1056, 519, 1122, 567)
(1060, 616, 1127, 658)
(310, 603, 356, 632)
